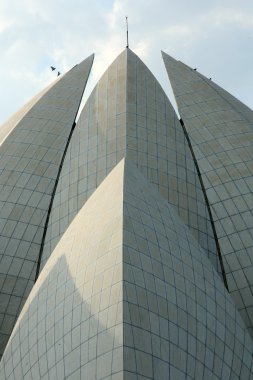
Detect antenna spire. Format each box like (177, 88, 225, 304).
(126, 16, 129, 48)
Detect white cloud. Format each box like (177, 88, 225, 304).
(106, 0, 125, 30)
(209, 8, 253, 28)
(0, 18, 14, 34)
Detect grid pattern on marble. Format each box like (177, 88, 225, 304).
(0, 159, 124, 380)
(40, 50, 128, 270)
(0, 54, 94, 357)
(122, 159, 253, 380)
(0, 80, 60, 146)
(162, 52, 253, 337)
(196, 71, 253, 125)
(41, 49, 220, 280)
(125, 50, 220, 275)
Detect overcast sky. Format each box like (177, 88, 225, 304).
(1, 0, 253, 125)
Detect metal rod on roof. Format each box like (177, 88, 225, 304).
(126, 16, 129, 48)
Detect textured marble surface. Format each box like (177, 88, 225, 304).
(1, 48, 252, 379)
(41, 49, 220, 284)
(163, 51, 253, 338)
(0, 54, 94, 357)
(1, 159, 252, 379)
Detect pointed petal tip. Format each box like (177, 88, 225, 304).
(161, 51, 171, 60)
(81, 53, 94, 63)
(162, 51, 178, 62)
(125, 47, 136, 55)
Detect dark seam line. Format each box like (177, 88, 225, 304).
(179, 117, 229, 291)
(199, 76, 253, 301)
(34, 119, 76, 281)
(35, 59, 94, 281)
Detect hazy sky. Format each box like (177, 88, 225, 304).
(1, 0, 253, 124)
